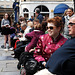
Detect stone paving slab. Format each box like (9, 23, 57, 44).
(0, 56, 15, 60)
(6, 62, 18, 68)
(0, 53, 2, 56)
(0, 63, 6, 68)
(2, 51, 14, 56)
(0, 33, 20, 75)
(0, 60, 18, 63)
(0, 68, 3, 72)
(2, 67, 19, 72)
(0, 72, 20, 75)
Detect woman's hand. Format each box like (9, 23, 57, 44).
(2, 25, 5, 28)
(29, 49, 35, 52)
(42, 62, 46, 67)
(6, 25, 10, 27)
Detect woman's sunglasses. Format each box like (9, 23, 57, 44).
(17, 35, 23, 38)
(46, 26, 56, 30)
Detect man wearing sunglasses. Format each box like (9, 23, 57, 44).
(45, 15, 75, 75)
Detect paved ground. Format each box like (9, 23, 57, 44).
(0, 33, 20, 75)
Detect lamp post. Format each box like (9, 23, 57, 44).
(13, 0, 19, 23)
(73, 0, 75, 12)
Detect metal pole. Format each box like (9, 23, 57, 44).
(73, 0, 75, 12)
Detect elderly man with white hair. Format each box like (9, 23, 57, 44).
(12, 22, 34, 59)
(19, 21, 33, 41)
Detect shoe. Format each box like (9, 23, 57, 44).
(11, 53, 15, 55)
(11, 55, 15, 57)
(8, 47, 13, 51)
(4, 47, 8, 52)
(1, 45, 4, 48)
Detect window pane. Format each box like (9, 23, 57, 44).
(0, 0, 4, 1)
(6, 0, 10, 1)
(0, 5, 4, 8)
(6, 5, 10, 8)
(12, 0, 15, 2)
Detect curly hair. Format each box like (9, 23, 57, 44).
(41, 21, 47, 32)
(47, 16, 64, 32)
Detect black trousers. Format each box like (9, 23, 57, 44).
(14, 41, 29, 60)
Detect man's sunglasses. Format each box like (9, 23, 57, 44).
(46, 26, 55, 30)
(69, 22, 75, 26)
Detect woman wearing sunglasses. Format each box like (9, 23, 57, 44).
(33, 16, 67, 72)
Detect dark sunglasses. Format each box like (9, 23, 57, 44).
(69, 22, 75, 26)
(46, 26, 55, 30)
(17, 35, 23, 38)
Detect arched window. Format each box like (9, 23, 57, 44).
(34, 5, 49, 17)
(23, 8, 29, 20)
(23, 8, 29, 12)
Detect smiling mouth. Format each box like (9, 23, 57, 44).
(69, 30, 71, 32)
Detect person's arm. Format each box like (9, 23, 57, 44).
(29, 47, 35, 52)
(19, 27, 31, 41)
(1, 19, 4, 27)
(25, 36, 38, 52)
(25, 31, 34, 39)
(34, 37, 45, 62)
(19, 34, 27, 41)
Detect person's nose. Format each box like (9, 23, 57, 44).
(68, 25, 71, 28)
(47, 28, 51, 31)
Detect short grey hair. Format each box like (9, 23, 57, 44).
(21, 23, 27, 27)
(27, 21, 33, 27)
(35, 8, 40, 14)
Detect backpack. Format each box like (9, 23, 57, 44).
(17, 52, 45, 75)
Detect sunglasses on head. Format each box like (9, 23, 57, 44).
(46, 26, 55, 30)
(69, 22, 75, 26)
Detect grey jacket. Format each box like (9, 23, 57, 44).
(64, 15, 70, 35)
(1, 19, 10, 27)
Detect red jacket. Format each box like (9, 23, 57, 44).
(34, 34, 67, 62)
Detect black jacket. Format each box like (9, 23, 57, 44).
(46, 38, 75, 75)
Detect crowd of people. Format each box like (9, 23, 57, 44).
(0, 7, 75, 75)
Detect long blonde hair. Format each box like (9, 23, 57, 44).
(63, 10, 68, 16)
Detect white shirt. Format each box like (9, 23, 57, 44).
(19, 26, 32, 41)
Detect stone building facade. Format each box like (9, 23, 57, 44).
(19, 0, 73, 19)
(0, 0, 14, 8)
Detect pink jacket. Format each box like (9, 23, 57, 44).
(34, 34, 67, 62)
